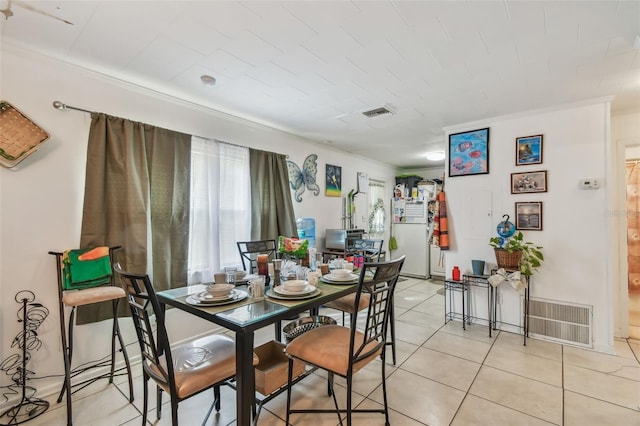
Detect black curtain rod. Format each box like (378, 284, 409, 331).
(51, 100, 289, 157)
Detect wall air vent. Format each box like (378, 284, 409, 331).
(362, 105, 396, 118)
(525, 297, 593, 348)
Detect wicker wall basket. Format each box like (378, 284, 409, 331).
(0, 101, 50, 168)
(494, 249, 522, 270)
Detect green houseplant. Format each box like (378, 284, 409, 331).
(489, 231, 544, 277)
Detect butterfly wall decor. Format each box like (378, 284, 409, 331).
(287, 154, 320, 202)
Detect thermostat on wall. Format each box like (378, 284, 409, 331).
(580, 179, 600, 189)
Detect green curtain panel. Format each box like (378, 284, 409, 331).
(78, 113, 191, 324)
(249, 149, 297, 241)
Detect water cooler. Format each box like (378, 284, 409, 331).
(296, 218, 315, 248)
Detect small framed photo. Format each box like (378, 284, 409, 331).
(448, 127, 489, 177)
(516, 134, 543, 166)
(511, 170, 547, 194)
(516, 202, 542, 231)
(325, 164, 342, 197)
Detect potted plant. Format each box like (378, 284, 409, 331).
(489, 231, 544, 277)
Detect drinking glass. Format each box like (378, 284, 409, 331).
(224, 266, 238, 285)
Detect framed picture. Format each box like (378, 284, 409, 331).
(511, 170, 547, 194)
(448, 127, 489, 177)
(325, 164, 341, 197)
(516, 134, 543, 166)
(516, 202, 543, 231)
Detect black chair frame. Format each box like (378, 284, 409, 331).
(286, 256, 405, 426)
(236, 239, 277, 274)
(114, 266, 235, 425)
(49, 247, 134, 426)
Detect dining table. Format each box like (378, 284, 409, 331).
(156, 277, 359, 426)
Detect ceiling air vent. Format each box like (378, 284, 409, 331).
(362, 105, 396, 118)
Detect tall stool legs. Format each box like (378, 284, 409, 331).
(50, 249, 134, 426)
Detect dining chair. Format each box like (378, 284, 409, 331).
(285, 256, 405, 426)
(236, 239, 277, 274)
(49, 247, 134, 426)
(324, 238, 398, 364)
(114, 264, 254, 425)
(350, 238, 384, 262)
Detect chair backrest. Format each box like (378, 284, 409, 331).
(351, 239, 384, 262)
(236, 240, 277, 273)
(113, 264, 175, 392)
(350, 255, 405, 367)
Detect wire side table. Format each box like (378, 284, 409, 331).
(444, 274, 496, 337)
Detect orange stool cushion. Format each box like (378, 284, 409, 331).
(286, 325, 381, 376)
(324, 293, 370, 314)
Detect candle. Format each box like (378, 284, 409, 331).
(257, 254, 269, 276)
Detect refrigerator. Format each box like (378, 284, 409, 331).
(390, 195, 433, 278)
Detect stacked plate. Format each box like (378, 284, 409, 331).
(320, 271, 359, 284)
(267, 283, 321, 300)
(186, 289, 248, 306)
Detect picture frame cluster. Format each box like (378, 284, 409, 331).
(514, 134, 545, 231)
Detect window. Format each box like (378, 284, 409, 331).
(188, 137, 251, 284)
(368, 179, 386, 235)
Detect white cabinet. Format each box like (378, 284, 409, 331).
(430, 245, 445, 277)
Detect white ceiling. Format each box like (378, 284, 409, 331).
(1, 1, 639, 168)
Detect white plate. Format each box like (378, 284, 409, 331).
(186, 289, 247, 306)
(325, 273, 359, 282)
(196, 290, 233, 302)
(273, 284, 316, 296)
(266, 287, 321, 300)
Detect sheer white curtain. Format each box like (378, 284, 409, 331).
(188, 137, 251, 284)
(368, 179, 386, 236)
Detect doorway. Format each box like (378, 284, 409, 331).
(625, 159, 640, 339)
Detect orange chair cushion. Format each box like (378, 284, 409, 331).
(286, 325, 382, 376)
(149, 334, 258, 399)
(61, 286, 125, 307)
(324, 293, 370, 314)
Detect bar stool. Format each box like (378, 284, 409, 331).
(49, 246, 134, 426)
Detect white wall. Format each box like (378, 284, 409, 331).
(444, 102, 614, 353)
(0, 46, 397, 397)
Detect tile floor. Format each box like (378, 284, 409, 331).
(22, 278, 640, 425)
(629, 291, 640, 339)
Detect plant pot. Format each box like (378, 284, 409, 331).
(494, 249, 521, 270)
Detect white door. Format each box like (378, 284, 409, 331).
(392, 223, 429, 278)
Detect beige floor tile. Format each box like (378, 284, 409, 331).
(564, 364, 640, 410)
(563, 345, 640, 382)
(397, 308, 445, 328)
(394, 318, 441, 346)
(394, 289, 435, 310)
(22, 386, 142, 426)
(564, 390, 640, 426)
(400, 346, 481, 391)
(369, 368, 465, 426)
(613, 337, 637, 359)
(412, 294, 446, 314)
(264, 372, 366, 426)
(493, 330, 563, 362)
(485, 345, 562, 386)
(422, 330, 492, 363)
(149, 384, 238, 426)
(439, 321, 497, 344)
(469, 366, 562, 424)
(355, 398, 434, 425)
(451, 394, 555, 426)
(630, 339, 640, 359)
